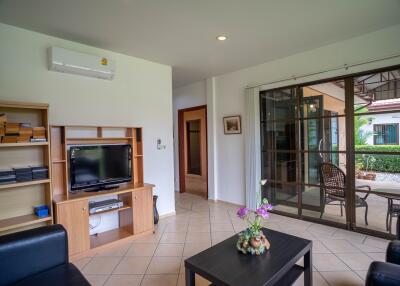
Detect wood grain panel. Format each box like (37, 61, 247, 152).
(56, 200, 90, 255)
(133, 188, 153, 234)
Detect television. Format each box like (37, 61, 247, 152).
(69, 144, 132, 192)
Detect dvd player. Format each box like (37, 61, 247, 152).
(89, 199, 123, 214)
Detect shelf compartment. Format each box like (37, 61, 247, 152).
(90, 227, 132, 249)
(89, 206, 131, 216)
(0, 142, 48, 148)
(0, 179, 51, 190)
(0, 214, 52, 232)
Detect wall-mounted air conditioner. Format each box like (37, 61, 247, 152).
(48, 47, 115, 80)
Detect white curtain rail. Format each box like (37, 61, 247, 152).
(245, 52, 400, 90)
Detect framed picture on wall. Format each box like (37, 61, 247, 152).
(223, 115, 241, 134)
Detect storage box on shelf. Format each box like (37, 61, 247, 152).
(0, 101, 52, 235)
(50, 125, 153, 258)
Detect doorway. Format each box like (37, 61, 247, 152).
(178, 105, 208, 198)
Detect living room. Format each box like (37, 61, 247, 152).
(1, 1, 400, 286)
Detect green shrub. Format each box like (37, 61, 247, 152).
(355, 145, 400, 173)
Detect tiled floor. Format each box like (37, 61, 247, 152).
(74, 192, 391, 286)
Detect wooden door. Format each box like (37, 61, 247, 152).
(56, 200, 90, 255)
(133, 188, 153, 234)
(178, 106, 207, 197)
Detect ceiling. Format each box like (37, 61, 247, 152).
(0, 0, 399, 88)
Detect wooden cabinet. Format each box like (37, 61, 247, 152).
(55, 200, 90, 255)
(133, 188, 153, 234)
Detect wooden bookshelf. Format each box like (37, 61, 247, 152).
(0, 100, 53, 235)
(0, 214, 52, 232)
(0, 142, 48, 148)
(0, 179, 51, 190)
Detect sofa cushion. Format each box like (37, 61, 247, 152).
(13, 263, 90, 286)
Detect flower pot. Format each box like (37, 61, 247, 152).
(237, 229, 270, 255)
(364, 173, 376, 181)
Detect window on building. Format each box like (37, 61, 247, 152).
(373, 124, 399, 145)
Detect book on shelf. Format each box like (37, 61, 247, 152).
(32, 127, 46, 138)
(2, 135, 18, 143)
(19, 127, 33, 137)
(0, 127, 4, 137)
(5, 123, 19, 134)
(30, 138, 47, 142)
(17, 136, 31, 143)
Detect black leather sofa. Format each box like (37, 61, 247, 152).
(366, 218, 400, 286)
(0, 224, 90, 286)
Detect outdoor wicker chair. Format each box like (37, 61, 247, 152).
(320, 162, 371, 225)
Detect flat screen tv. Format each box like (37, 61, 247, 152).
(69, 144, 132, 192)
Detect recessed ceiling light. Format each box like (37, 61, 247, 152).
(216, 35, 227, 41)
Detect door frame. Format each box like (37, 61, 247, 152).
(178, 105, 208, 197)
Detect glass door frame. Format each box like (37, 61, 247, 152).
(260, 64, 400, 240)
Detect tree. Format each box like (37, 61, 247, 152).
(354, 107, 373, 145)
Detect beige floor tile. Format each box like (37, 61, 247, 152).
(313, 253, 350, 271)
(211, 231, 235, 245)
(164, 223, 188, 233)
(312, 241, 331, 254)
(141, 274, 178, 286)
(95, 243, 131, 257)
(83, 257, 121, 275)
(73, 257, 92, 271)
(351, 241, 385, 253)
(146, 257, 181, 274)
(189, 217, 211, 224)
(366, 252, 385, 262)
(320, 238, 361, 253)
(84, 274, 109, 286)
(363, 236, 389, 250)
(292, 271, 329, 286)
(131, 233, 162, 244)
(188, 223, 211, 233)
(336, 253, 374, 271)
(154, 243, 184, 256)
(112, 257, 151, 274)
(125, 243, 157, 256)
(355, 270, 368, 281)
(183, 243, 211, 257)
(210, 223, 234, 232)
(104, 274, 143, 286)
(320, 271, 364, 286)
(210, 216, 231, 224)
(160, 232, 187, 244)
(331, 229, 366, 243)
(307, 224, 337, 237)
(185, 232, 211, 243)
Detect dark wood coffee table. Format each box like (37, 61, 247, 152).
(185, 228, 312, 286)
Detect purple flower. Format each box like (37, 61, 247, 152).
(237, 207, 249, 219)
(261, 203, 273, 211)
(256, 206, 270, 219)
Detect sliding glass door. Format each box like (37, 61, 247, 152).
(260, 67, 400, 237)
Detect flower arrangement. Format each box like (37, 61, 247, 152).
(236, 179, 272, 255)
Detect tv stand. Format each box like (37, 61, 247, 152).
(53, 183, 154, 259)
(50, 125, 149, 260)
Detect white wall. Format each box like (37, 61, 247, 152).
(175, 24, 400, 206)
(172, 80, 206, 191)
(0, 23, 175, 216)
